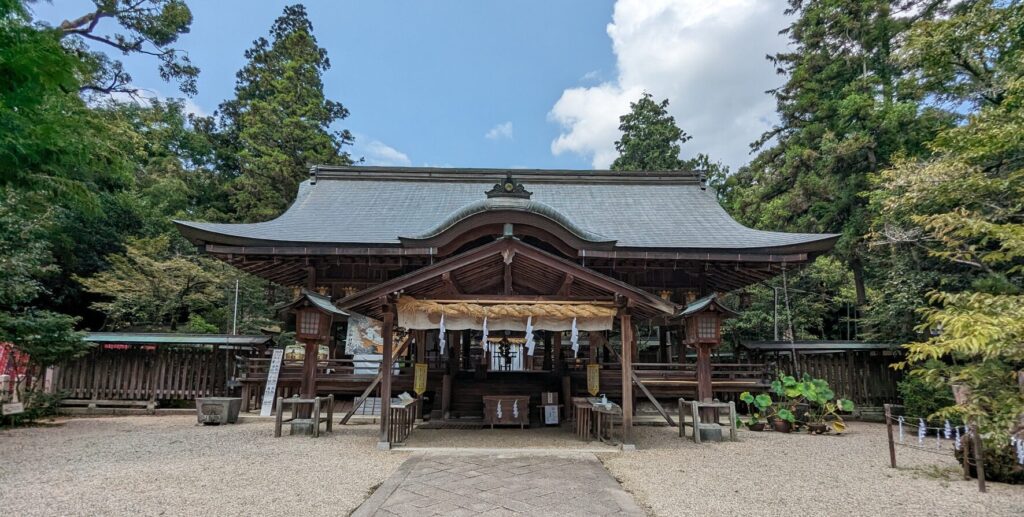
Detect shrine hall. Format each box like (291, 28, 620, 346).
(176, 166, 838, 448)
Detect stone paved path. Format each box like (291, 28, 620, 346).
(352, 452, 646, 516)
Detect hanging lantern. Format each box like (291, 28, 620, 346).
(678, 294, 737, 347)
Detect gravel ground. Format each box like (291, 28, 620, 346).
(0, 416, 407, 516)
(1, 418, 1021, 516)
(602, 422, 1024, 517)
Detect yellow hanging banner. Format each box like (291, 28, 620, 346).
(413, 363, 428, 395)
(587, 364, 600, 396)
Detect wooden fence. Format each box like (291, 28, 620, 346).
(54, 346, 238, 403)
(767, 350, 902, 406)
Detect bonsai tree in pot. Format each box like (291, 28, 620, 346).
(738, 391, 772, 431)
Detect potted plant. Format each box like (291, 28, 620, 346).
(770, 405, 796, 433)
(738, 391, 772, 431)
(771, 373, 854, 434)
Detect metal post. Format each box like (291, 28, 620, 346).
(232, 279, 239, 335)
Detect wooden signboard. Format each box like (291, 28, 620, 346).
(2, 402, 25, 416)
(413, 363, 428, 395)
(587, 364, 600, 396)
(259, 348, 284, 417)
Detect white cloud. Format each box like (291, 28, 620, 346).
(484, 121, 514, 141)
(357, 139, 412, 167)
(549, 0, 790, 171)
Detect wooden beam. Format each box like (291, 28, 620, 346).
(558, 273, 574, 296)
(441, 272, 461, 295)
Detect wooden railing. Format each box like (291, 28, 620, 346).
(388, 399, 421, 444)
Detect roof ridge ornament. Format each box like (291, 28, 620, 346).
(486, 173, 532, 199)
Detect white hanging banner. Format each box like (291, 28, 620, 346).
(438, 314, 447, 355)
(570, 318, 580, 358)
(524, 316, 535, 356)
(259, 348, 284, 417)
(481, 317, 489, 353)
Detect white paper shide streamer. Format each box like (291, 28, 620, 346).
(481, 316, 489, 353)
(954, 425, 962, 451)
(496, 399, 503, 420)
(570, 318, 580, 358)
(524, 316, 536, 356)
(944, 420, 953, 440)
(438, 314, 447, 355)
(513, 399, 519, 419)
(918, 418, 926, 445)
(897, 416, 905, 443)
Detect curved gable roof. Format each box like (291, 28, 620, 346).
(176, 166, 838, 254)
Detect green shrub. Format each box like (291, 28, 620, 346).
(897, 371, 955, 423)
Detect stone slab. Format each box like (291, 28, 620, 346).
(353, 452, 646, 516)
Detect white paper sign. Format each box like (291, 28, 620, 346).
(2, 402, 25, 415)
(544, 405, 559, 425)
(259, 348, 285, 417)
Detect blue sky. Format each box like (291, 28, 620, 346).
(31, 1, 792, 171)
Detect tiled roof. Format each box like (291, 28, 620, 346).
(176, 166, 838, 253)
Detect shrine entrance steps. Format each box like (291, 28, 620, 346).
(352, 452, 646, 517)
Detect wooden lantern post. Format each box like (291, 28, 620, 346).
(679, 295, 736, 425)
(283, 289, 347, 433)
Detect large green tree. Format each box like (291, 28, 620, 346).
(873, 0, 1024, 482)
(220, 4, 352, 222)
(611, 92, 690, 171)
(723, 0, 952, 308)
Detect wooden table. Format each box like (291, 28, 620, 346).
(574, 400, 593, 440)
(482, 395, 530, 429)
(591, 402, 623, 445)
(274, 395, 333, 437)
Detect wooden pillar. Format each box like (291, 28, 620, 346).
(620, 313, 634, 444)
(696, 343, 715, 423)
(378, 304, 394, 449)
(415, 330, 426, 363)
(678, 325, 687, 365)
(588, 332, 601, 364)
(543, 332, 553, 371)
(300, 341, 318, 399)
(553, 332, 563, 374)
(658, 326, 668, 364)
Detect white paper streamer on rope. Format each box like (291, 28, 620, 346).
(481, 316, 489, 353)
(513, 399, 519, 419)
(944, 420, 953, 440)
(570, 318, 580, 358)
(897, 416, 905, 443)
(496, 399, 503, 420)
(438, 314, 447, 355)
(524, 316, 536, 356)
(918, 418, 926, 445)
(954, 425, 962, 451)
(1012, 435, 1024, 465)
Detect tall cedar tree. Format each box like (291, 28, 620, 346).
(611, 92, 690, 171)
(723, 0, 951, 306)
(221, 4, 352, 222)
